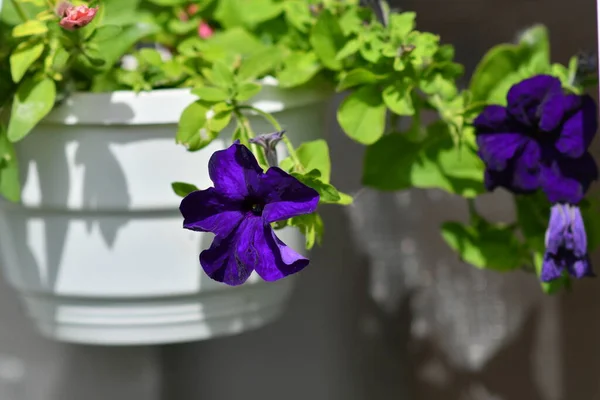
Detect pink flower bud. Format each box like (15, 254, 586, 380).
(198, 21, 213, 39)
(187, 4, 199, 15)
(59, 4, 98, 31)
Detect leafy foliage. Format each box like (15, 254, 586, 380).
(0, 0, 597, 287)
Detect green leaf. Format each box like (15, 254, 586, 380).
(469, 25, 552, 104)
(199, 28, 267, 64)
(91, 25, 122, 42)
(214, 0, 283, 28)
(338, 7, 362, 35)
(335, 39, 361, 61)
(7, 77, 56, 143)
(235, 82, 262, 101)
(389, 12, 416, 42)
(101, 0, 141, 25)
(209, 61, 235, 88)
(277, 52, 321, 88)
(206, 103, 233, 132)
(336, 68, 387, 91)
(441, 220, 525, 271)
(337, 192, 353, 205)
(309, 10, 345, 70)
(406, 31, 439, 68)
(237, 47, 283, 82)
(283, 0, 313, 32)
(51, 45, 70, 70)
(517, 24, 550, 65)
(295, 139, 331, 183)
(359, 34, 385, 64)
(176, 101, 217, 151)
(12, 20, 48, 37)
(83, 47, 107, 66)
(10, 40, 44, 83)
(469, 44, 522, 104)
(337, 86, 386, 145)
(96, 22, 160, 70)
(171, 182, 199, 198)
(138, 48, 163, 67)
(0, 127, 21, 202)
(292, 173, 341, 203)
(167, 18, 201, 35)
(382, 80, 414, 115)
(191, 86, 230, 102)
(290, 212, 324, 250)
(362, 122, 484, 197)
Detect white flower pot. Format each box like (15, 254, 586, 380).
(0, 80, 330, 345)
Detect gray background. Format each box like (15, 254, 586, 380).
(0, 0, 597, 399)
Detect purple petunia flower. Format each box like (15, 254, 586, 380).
(474, 74, 598, 204)
(541, 203, 594, 282)
(179, 142, 320, 286)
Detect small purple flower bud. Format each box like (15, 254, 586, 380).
(249, 130, 285, 167)
(541, 203, 594, 282)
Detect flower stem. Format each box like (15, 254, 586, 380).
(237, 105, 302, 170)
(232, 107, 269, 168)
(10, 0, 29, 22)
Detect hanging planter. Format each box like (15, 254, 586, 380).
(0, 80, 330, 345)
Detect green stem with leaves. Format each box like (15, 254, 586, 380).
(232, 107, 269, 168)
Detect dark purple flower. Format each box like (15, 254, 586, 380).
(179, 142, 319, 286)
(541, 203, 594, 281)
(249, 130, 285, 167)
(474, 75, 598, 204)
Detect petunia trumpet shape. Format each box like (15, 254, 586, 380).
(58, 3, 98, 30)
(180, 142, 319, 286)
(541, 203, 594, 281)
(474, 75, 598, 204)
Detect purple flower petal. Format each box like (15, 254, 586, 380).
(199, 216, 263, 286)
(476, 133, 527, 170)
(545, 204, 568, 254)
(539, 93, 580, 132)
(540, 153, 598, 204)
(555, 95, 597, 158)
(507, 75, 562, 127)
(259, 167, 320, 223)
(483, 161, 540, 194)
(200, 216, 309, 285)
(253, 225, 309, 281)
(541, 255, 563, 282)
(510, 139, 542, 190)
(569, 257, 594, 278)
(180, 188, 243, 236)
(208, 142, 263, 200)
(473, 105, 511, 132)
(570, 205, 588, 257)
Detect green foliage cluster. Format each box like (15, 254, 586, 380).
(1, 1, 597, 290)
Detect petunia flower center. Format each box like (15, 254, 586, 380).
(242, 197, 265, 216)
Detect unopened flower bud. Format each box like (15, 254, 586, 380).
(249, 130, 285, 167)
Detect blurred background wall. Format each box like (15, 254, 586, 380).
(0, 0, 597, 399)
